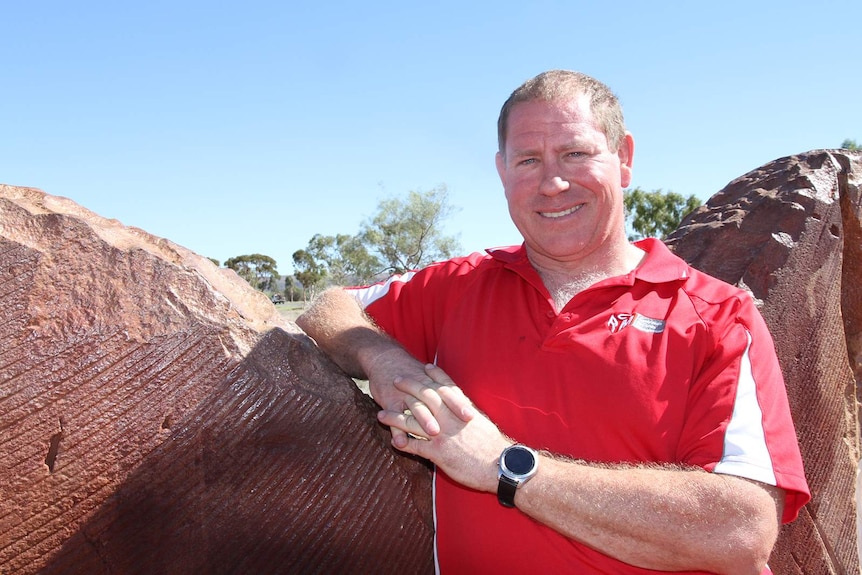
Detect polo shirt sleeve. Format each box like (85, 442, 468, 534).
(346, 255, 484, 364)
(677, 292, 811, 523)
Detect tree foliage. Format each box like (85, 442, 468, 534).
(841, 139, 860, 151)
(224, 253, 279, 291)
(360, 185, 460, 275)
(293, 233, 379, 288)
(282, 275, 302, 302)
(291, 248, 327, 294)
(623, 188, 701, 241)
(293, 185, 461, 287)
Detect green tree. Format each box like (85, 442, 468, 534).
(224, 254, 279, 291)
(623, 188, 701, 241)
(292, 248, 327, 297)
(295, 185, 461, 287)
(360, 185, 460, 275)
(283, 275, 301, 302)
(841, 139, 860, 150)
(294, 233, 381, 286)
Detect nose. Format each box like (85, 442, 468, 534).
(538, 169, 570, 196)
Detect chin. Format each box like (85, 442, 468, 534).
(529, 242, 591, 262)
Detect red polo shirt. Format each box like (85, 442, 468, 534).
(350, 239, 809, 574)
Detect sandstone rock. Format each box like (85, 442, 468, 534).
(666, 149, 862, 574)
(0, 186, 434, 574)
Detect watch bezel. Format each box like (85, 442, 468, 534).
(498, 444, 539, 483)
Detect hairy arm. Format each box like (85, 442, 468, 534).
(296, 287, 404, 380)
(296, 287, 474, 443)
(518, 458, 783, 574)
(384, 364, 784, 575)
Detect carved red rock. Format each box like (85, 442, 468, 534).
(0, 186, 434, 574)
(667, 149, 862, 574)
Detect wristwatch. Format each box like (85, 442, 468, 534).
(497, 444, 538, 508)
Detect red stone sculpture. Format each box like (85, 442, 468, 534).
(0, 186, 434, 574)
(667, 149, 861, 574)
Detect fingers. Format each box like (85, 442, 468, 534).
(380, 363, 476, 445)
(383, 377, 441, 437)
(421, 364, 477, 421)
(378, 409, 430, 445)
(388, 424, 411, 449)
(380, 392, 434, 446)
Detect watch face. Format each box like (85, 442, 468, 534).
(503, 447, 535, 475)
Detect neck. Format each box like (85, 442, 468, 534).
(530, 242, 646, 312)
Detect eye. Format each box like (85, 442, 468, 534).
(518, 157, 538, 166)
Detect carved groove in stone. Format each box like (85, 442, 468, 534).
(0, 186, 433, 575)
(667, 149, 861, 574)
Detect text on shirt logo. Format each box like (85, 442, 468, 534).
(607, 313, 666, 334)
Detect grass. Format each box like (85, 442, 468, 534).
(276, 301, 307, 323)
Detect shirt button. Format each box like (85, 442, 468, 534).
(546, 310, 555, 318)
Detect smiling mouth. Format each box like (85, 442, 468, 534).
(540, 205, 581, 218)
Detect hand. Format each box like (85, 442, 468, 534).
(365, 350, 476, 448)
(377, 364, 509, 493)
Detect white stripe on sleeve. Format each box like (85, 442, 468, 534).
(348, 271, 417, 309)
(713, 330, 778, 486)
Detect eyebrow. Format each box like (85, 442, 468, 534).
(508, 138, 590, 159)
(506, 147, 540, 160)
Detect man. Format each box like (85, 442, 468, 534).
(297, 70, 810, 574)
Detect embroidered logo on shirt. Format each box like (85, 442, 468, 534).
(607, 313, 634, 333)
(607, 313, 666, 334)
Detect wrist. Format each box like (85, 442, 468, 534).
(359, 344, 428, 407)
(497, 444, 539, 508)
(361, 343, 407, 368)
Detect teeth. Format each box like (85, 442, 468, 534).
(541, 206, 579, 218)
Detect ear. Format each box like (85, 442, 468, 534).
(617, 132, 635, 188)
(495, 151, 506, 186)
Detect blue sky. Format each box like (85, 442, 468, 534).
(4, 1, 860, 275)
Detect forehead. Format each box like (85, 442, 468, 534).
(505, 97, 604, 147)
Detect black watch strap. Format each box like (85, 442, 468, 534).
(497, 475, 519, 508)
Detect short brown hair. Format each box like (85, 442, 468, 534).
(497, 70, 626, 155)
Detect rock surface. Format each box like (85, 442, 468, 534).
(666, 149, 862, 574)
(0, 186, 434, 574)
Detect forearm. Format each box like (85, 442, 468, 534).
(516, 458, 782, 574)
(386, 366, 782, 573)
(296, 287, 401, 379)
(386, 365, 786, 574)
(297, 288, 439, 428)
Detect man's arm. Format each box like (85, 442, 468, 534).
(383, 364, 784, 575)
(296, 287, 474, 444)
(520, 458, 783, 575)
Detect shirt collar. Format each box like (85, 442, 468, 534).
(631, 238, 690, 283)
(486, 239, 689, 286)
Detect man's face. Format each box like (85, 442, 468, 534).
(496, 96, 634, 271)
